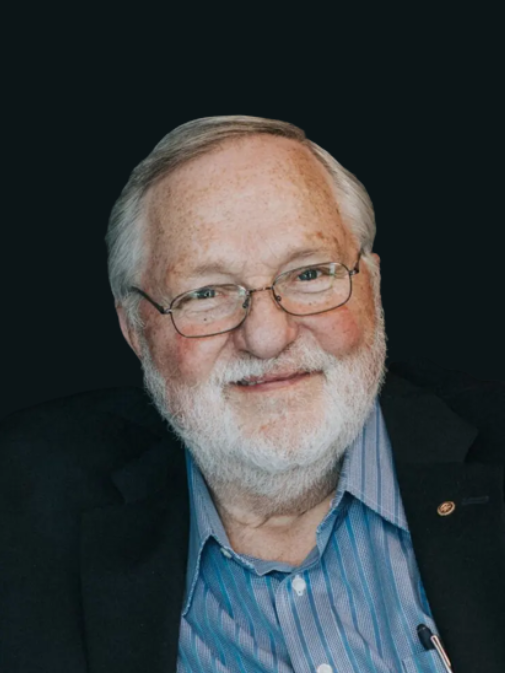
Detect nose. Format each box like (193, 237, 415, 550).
(232, 287, 299, 360)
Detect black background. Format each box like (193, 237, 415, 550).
(2, 10, 503, 420)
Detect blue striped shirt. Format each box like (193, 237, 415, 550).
(177, 399, 447, 672)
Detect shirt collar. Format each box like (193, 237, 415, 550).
(183, 397, 408, 614)
(183, 451, 234, 615)
(343, 397, 409, 532)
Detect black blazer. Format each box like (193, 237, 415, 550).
(1, 361, 504, 673)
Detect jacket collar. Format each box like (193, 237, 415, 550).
(379, 371, 478, 463)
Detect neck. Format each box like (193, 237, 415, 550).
(206, 466, 341, 565)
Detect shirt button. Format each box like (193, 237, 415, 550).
(220, 547, 232, 559)
(317, 665, 333, 673)
(292, 575, 307, 596)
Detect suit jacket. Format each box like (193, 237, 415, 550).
(1, 360, 504, 673)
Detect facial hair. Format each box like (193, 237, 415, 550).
(139, 263, 387, 516)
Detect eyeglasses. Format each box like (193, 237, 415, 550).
(129, 252, 362, 338)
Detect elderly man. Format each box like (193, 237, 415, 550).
(1, 117, 504, 673)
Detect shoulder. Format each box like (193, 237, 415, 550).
(386, 358, 504, 419)
(0, 387, 165, 442)
(386, 358, 505, 462)
(0, 387, 167, 509)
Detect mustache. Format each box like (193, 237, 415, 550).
(207, 342, 339, 387)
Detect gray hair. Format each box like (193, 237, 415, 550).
(106, 115, 376, 328)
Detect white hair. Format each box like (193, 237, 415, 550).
(106, 115, 377, 327)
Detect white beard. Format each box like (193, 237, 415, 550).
(139, 263, 387, 515)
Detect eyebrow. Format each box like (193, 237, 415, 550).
(184, 247, 337, 280)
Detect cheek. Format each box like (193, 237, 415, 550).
(145, 320, 226, 385)
(309, 306, 366, 356)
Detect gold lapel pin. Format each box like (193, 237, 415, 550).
(437, 501, 456, 516)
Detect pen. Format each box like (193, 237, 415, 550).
(417, 624, 452, 672)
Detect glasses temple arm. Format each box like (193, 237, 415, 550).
(129, 287, 171, 315)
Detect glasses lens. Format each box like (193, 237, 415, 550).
(275, 263, 351, 315)
(172, 284, 247, 337)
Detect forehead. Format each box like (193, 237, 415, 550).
(144, 135, 353, 286)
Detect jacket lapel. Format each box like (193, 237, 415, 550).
(381, 375, 505, 673)
(80, 435, 189, 673)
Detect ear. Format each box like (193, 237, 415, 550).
(116, 304, 143, 360)
(370, 252, 380, 267)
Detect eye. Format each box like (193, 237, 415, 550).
(297, 267, 324, 281)
(176, 286, 219, 309)
(193, 287, 216, 300)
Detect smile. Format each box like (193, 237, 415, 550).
(232, 371, 316, 391)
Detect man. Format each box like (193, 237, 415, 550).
(1, 116, 504, 673)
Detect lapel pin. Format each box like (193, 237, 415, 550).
(437, 501, 456, 516)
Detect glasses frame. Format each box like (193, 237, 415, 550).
(129, 251, 362, 338)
